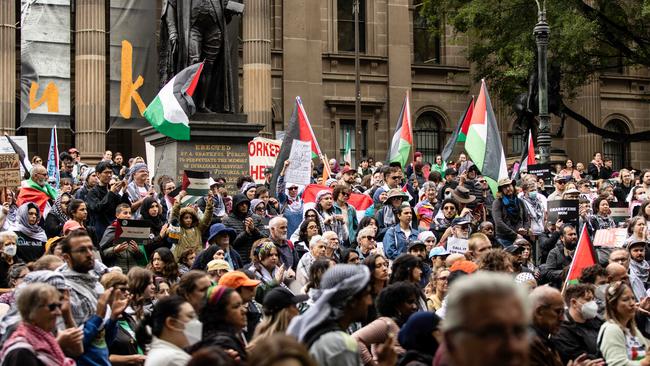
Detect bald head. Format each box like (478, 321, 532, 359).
(529, 285, 562, 312)
(609, 248, 630, 270)
(30, 164, 47, 186)
(529, 285, 564, 334)
(606, 262, 629, 283)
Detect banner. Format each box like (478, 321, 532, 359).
(593, 228, 627, 248)
(547, 200, 579, 228)
(609, 201, 630, 224)
(20, 0, 71, 128)
(248, 137, 281, 184)
(109, 0, 158, 129)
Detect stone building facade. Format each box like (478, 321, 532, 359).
(1, 0, 649, 170)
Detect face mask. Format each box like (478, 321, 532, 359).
(580, 300, 598, 320)
(182, 318, 203, 346)
(3, 244, 16, 257)
(529, 191, 537, 199)
(639, 194, 647, 201)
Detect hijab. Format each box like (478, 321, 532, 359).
(141, 197, 164, 233)
(11, 203, 47, 242)
(50, 193, 70, 224)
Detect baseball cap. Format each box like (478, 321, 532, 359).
(263, 287, 309, 314)
(505, 244, 526, 254)
(445, 168, 458, 176)
(207, 259, 231, 272)
(407, 240, 426, 251)
(554, 175, 568, 182)
(218, 271, 261, 289)
(428, 246, 451, 259)
(264, 167, 273, 174)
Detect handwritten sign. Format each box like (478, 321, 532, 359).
(447, 237, 469, 255)
(593, 228, 627, 248)
(547, 200, 579, 227)
(0, 154, 21, 189)
(285, 140, 312, 186)
(248, 137, 281, 184)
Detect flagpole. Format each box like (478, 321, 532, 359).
(353, 0, 361, 165)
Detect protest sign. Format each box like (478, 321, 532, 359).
(0, 136, 28, 176)
(447, 237, 469, 255)
(0, 154, 21, 189)
(115, 219, 151, 266)
(248, 137, 281, 184)
(285, 140, 311, 186)
(609, 201, 630, 224)
(593, 228, 627, 248)
(527, 164, 552, 184)
(547, 200, 579, 227)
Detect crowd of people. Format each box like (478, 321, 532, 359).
(1, 147, 650, 365)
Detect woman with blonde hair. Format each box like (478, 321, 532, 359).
(599, 281, 650, 365)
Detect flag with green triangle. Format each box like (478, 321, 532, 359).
(388, 92, 413, 168)
(343, 130, 352, 164)
(441, 97, 474, 162)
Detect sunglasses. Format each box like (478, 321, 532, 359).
(443, 206, 456, 211)
(306, 214, 317, 218)
(43, 302, 62, 311)
(391, 176, 403, 180)
(342, 192, 351, 197)
(478, 180, 487, 184)
(288, 187, 298, 191)
(361, 236, 376, 241)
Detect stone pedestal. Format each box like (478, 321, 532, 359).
(138, 114, 264, 193)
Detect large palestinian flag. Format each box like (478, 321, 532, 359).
(465, 80, 508, 195)
(270, 97, 323, 196)
(302, 184, 373, 220)
(388, 92, 413, 168)
(512, 129, 536, 179)
(563, 225, 597, 290)
(143, 62, 204, 141)
(441, 97, 474, 162)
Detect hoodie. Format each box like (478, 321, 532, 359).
(223, 194, 269, 265)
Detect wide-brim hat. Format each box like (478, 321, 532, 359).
(384, 188, 409, 203)
(497, 178, 514, 187)
(451, 186, 476, 204)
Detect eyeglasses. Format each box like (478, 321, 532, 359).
(255, 206, 265, 211)
(42, 302, 62, 311)
(391, 176, 403, 181)
(361, 236, 376, 241)
(342, 192, 351, 198)
(443, 206, 456, 211)
(478, 180, 487, 184)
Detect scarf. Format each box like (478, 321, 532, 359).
(57, 264, 102, 325)
(501, 195, 519, 217)
(381, 205, 397, 227)
(0, 322, 75, 366)
(50, 193, 71, 223)
(10, 202, 47, 242)
(631, 259, 650, 283)
(23, 178, 57, 200)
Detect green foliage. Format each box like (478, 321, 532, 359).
(421, 0, 650, 103)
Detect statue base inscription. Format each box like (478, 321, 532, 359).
(138, 114, 264, 193)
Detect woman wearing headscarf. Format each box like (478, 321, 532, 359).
(11, 202, 47, 263)
(314, 190, 348, 244)
(74, 167, 97, 201)
(0, 189, 19, 231)
(125, 162, 153, 219)
(397, 311, 442, 366)
(44, 193, 71, 237)
(141, 196, 170, 258)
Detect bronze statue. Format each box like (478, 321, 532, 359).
(160, 0, 243, 113)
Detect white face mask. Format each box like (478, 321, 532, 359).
(3, 244, 16, 257)
(638, 194, 647, 201)
(580, 300, 599, 320)
(182, 318, 203, 346)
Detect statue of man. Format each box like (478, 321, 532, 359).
(160, 0, 242, 113)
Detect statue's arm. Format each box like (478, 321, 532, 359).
(164, 2, 178, 41)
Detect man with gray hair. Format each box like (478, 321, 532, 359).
(442, 271, 529, 366)
(356, 227, 377, 260)
(296, 235, 327, 289)
(322, 231, 341, 262)
(269, 216, 299, 271)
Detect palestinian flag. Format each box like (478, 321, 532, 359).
(4, 134, 32, 179)
(302, 184, 373, 220)
(143, 62, 204, 141)
(181, 170, 210, 206)
(465, 80, 508, 195)
(563, 225, 597, 290)
(441, 98, 474, 162)
(270, 97, 323, 196)
(17, 178, 58, 215)
(388, 92, 413, 168)
(513, 130, 536, 179)
(343, 130, 352, 164)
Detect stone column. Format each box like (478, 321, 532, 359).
(75, 0, 106, 162)
(243, 0, 272, 136)
(0, 0, 15, 135)
(572, 77, 602, 164)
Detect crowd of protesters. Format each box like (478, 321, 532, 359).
(2, 147, 650, 365)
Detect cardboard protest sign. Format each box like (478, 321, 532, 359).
(447, 237, 469, 255)
(609, 201, 630, 224)
(0, 154, 21, 189)
(593, 228, 627, 248)
(248, 137, 281, 184)
(285, 140, 312, 186)
(547, 200, 579, 227)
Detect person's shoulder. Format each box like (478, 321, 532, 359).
(312, 330, 359, 353)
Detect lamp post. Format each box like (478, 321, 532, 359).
(534, 0, 551, 164)
(354, 0, 361, 163)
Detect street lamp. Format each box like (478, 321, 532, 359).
(534, 0, 551, 164)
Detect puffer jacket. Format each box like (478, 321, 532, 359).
(223, 194, 269, 264)
(171, 199, 213, 259)
(100, 222, 145, 273)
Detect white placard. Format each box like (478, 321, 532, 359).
(285, 140, 311, 186)
(447, 237, 469, 255)
(248, 137, 281, 184)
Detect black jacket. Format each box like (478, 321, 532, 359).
(86, 184, 130, 238)
(538, 231, 561, 264)
(492, 196, 530, 243)
(552, 313, 602, 364)
(540, 241, 572, 288)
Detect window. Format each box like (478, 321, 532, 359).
(337, 0, 365, 53)
(413, 1, 441, 64)
(340, 120, 357, 166)
(414, 112, 444, 164)
(603, 120, 629, 170)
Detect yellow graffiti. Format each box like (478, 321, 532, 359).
(29, 82, 59, 112)
(120, 40, 146, 119)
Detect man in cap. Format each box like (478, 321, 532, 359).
(441, 217, 472, 249)
(505, 239, 533, 276)
(562, 188, 581, 200)
(437, 168, 459, 202)
(442, 272, 529, 366)
(492, 178, 530, 248)
(219, 270, 262, 341)
(263, 167, 273, 190)
(339, 166, 357, 189)
(206, 259, 231, 282)
(627, 239, 649, 301)
(429, 246, 450, 271)
(262, 286, 309, 318)
(408, 240, 431, 287)
(548, 176, 568, 201)
(287, 264, 396, 366)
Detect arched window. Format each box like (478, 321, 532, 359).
(603, 119, 630, 170)
(414, 111, 444, 164)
